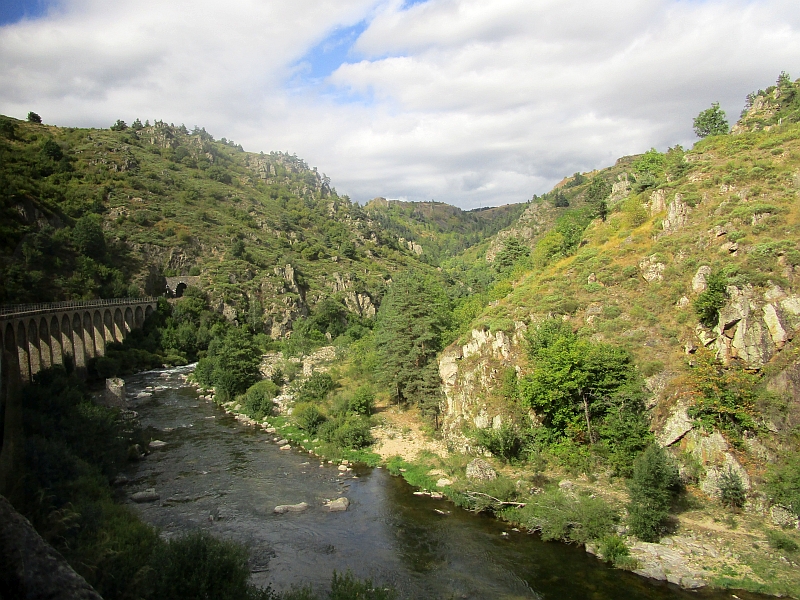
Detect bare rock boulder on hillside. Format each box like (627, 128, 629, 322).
(466, 458, 497, 481)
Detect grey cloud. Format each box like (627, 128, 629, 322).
(1, 0, 799, 208)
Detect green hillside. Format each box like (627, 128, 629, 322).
(362, 197, 526, 264)
(0, 118, 522, 338)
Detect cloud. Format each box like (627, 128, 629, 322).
(1, 0, 800, 208)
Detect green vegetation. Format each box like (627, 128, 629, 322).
(719, 467, 746, 510)
(693, 102, 730, 138)
(374, 270, 451, 423)
(508, 488, 618, 544)
(519, 319, 651, 473)
(626, 446, 680, 542)
(766, 529, 799, 553)
(688, 348, 757, 439)
(765, 453, 800, 518)
(693, 270, 727, 328)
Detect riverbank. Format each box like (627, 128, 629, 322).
(181, 352, 800, 599)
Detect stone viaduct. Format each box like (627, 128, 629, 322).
(0, 297, 158, 384)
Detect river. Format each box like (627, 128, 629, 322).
(122, 366, 764, 600)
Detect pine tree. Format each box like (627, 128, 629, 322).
(374, 270, 451, 419)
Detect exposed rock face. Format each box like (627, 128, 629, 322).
(344, 291, 376, 318)
(485, 202, 551, 263)
(639, 255, 665, 283)
(0, 494, 104, 600)
(648, 189, 667, 215)
(105, 377, 126, 407)
(466, 458, 497, 481)
(610, 172, 631, 202)
(629, 540, 706, 589)
(707, 285, 800, 368)
(662, 193, 690, 231)
(658, 402, 694, 447)
(679, 431, 750, 499)
(692, 266, 712, 293)
(770, 505, 799, 529)
(439, 325, 526, 450)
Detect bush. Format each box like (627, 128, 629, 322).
(145, 531, 268, 600)
(476, 423, 529, 463)
(627, 445, 680, 542)
(349, 385, 375, 416)
(319, 415, 373, 449)
(693, 270, 727, 328)
(296, 372, 336, 403)
(765, 454, 800, 518)
(293, 402, 326, 434)
(512, 489, 618, 544)
(766, 530, 799, 553)
(599, 535, 630, 564)
(243, 380, 279, 419)
(719, 467, 746, 509)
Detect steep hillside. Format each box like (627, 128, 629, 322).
(437, 75, 800, 592)
(0, 117, 513, 337)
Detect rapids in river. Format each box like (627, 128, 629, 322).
(122, 366, 765, 600)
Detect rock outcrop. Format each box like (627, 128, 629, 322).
(439, 325, 526, 450)
(0, 494, 104, 600)
(699, 284, 800, 368)
(466, 458, 497, 481)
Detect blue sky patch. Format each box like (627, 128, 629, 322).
(0, 0, 50, 26)
(298, 21, 368, 81)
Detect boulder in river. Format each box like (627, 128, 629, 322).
(274, 502, 309, 514)
(326, 497, 350, 512)
(131, 488, 160, 503)
(149, 440, 167, 449)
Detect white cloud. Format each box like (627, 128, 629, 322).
(2, 0, 800, 208)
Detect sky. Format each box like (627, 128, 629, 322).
(1, 1, 799, 209)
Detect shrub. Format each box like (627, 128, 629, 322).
(766, 530, 799, 553)
(349, 385, 375, 416)
(145, 531, 267, 600)
(627, 445, 680, 542)
(599, 534, 630, 564)
(318, 415, 373, 449)
(512, 489, 618, 544)
(719, 467, 746, 509)
(293, 402, 326, 434)
(476, 423, 529, 463)
(764, 454, 800, 518)
(296, 372, 336, 403)
(243, 380, 279, 419)
(693, 270, 727, 328)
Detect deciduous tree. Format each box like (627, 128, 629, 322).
(693, 102, 729, 138)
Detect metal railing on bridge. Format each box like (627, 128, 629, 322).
(0, 297, 158, 319)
